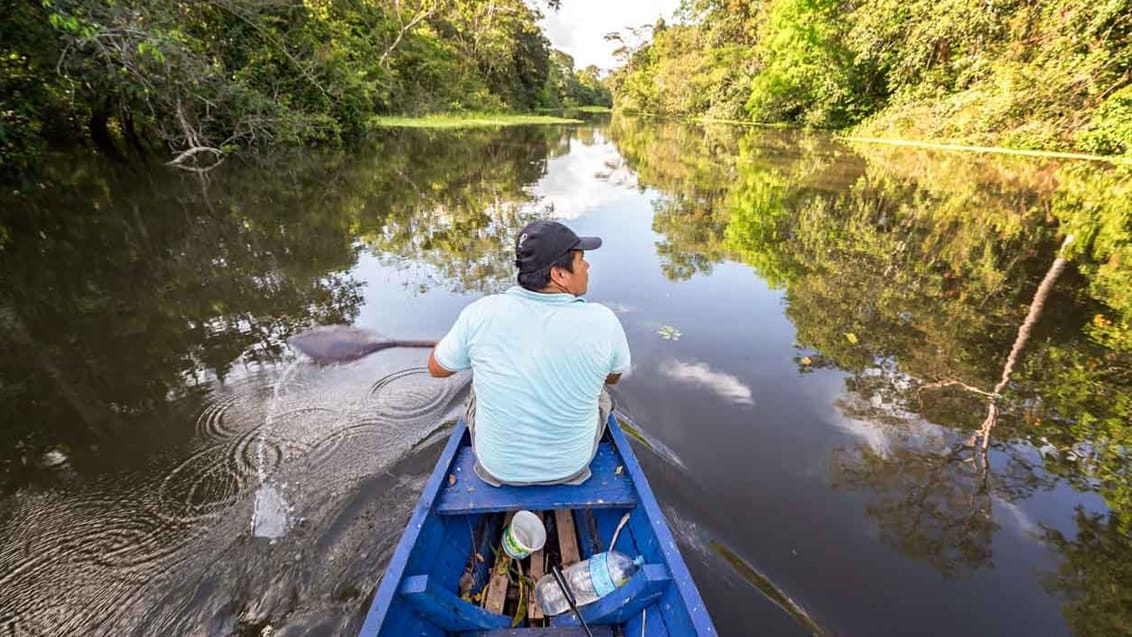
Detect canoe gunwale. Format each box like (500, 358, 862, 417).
(358, 420, 467, 636)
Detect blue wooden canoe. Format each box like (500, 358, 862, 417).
(358, 414, 718, 636)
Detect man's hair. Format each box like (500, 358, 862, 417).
(518, 250, 575, 291)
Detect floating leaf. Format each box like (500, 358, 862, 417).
(800, 356, 813, 366)
(657, 325, 682, 341)
(615, 465, 624, 475)
(844, 332, 859, 344)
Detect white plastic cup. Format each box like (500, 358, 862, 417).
(501, 510, 547, 559)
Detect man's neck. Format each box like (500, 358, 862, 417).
(536, 284, 573, 296)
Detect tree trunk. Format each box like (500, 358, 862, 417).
(89, 107, 126, 162)
(121, 110, 148, 159)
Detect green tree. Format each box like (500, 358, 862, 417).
(746, 0, 884, 127)
(1, 0, 579, 177)
(610, 0, 1132, 152)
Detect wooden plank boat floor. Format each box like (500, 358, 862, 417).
(553, 510, 581, 566)
(483, 513, 515, 615)
(527, 512, 546, 621)
(466, 509, 584, 627)
(436, 442, 638, 514)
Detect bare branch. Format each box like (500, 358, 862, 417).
(166, 146, 225, 170)
(918, 379, 996, 398)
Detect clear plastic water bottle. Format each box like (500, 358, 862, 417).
(534, 551, 644, 616)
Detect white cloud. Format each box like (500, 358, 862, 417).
(534, 0, 683, 71)
(660, 360, 755, 406)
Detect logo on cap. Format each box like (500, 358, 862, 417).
(518, 233, 528, 247)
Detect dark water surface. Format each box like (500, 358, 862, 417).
(3, 117, 1131, 636)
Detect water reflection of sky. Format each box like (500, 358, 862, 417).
(525, 131, 639, 220)
(349, 124, 1105, 637)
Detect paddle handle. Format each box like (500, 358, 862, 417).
(551, 564, 594, 637)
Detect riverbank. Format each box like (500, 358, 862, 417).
(610, 109, 1131, 164)
(368, 113, 585, 129)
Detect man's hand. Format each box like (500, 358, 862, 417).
(428, 349, 456, 378)
(605, 373, 622, 385)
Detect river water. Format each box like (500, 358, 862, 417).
(2, 116, 1131, 636)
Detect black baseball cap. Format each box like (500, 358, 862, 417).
(514, 220, 602, 274)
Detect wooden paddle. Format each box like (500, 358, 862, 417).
(288, 325, 435, 364)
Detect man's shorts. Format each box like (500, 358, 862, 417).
(464, 388, 613, 487)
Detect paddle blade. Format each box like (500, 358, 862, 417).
(288, 325, 387, 364)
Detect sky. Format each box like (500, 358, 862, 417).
(535, 0, 684, 72)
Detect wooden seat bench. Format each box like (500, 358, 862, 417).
(434, 443, 638, 515)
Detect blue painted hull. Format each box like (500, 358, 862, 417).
(358, 415, 718, 636)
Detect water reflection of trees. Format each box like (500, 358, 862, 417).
(833, 418, 1059, 576)
(0, 151, 373, 490)
(0, 125, 579, 491)
(1043, 509, 1132, 637)
(363, 126, 581, 292)
(609, 115, 1132, 631)
(608, 116, 742, 280)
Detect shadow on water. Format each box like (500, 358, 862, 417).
(708, 541, 828, 637)
(615, 412, 687, 472)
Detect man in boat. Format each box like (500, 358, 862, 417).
(427, 220, 631, 486)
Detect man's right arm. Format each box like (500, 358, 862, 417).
(430, 306, 474, 378)
(428, 349, 457, 378)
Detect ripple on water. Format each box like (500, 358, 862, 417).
(193, 369, 283, 442)
(0, 486, 191, 634)
(157, 443, 250, 523)
(367, 368, 462, 421)
(265, 406, 343, 449)
(233, 425, 311, 476)
(304, 418, 419, 475)
(307, 420, 382, 465)
(89, 506, 193, 572)
(195, 393, 252, 442)
(0, 363, 462, 635)
(162, 417, 319, 530)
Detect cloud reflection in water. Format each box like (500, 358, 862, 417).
(659, 359, 755, 407)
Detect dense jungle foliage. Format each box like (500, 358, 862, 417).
(610, 0, 1132, 154)
(0, 0, 611, 178)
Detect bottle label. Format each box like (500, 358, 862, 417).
(589, 553, 616, 597)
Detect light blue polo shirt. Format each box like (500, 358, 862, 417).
(434, 286, 631, 483)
